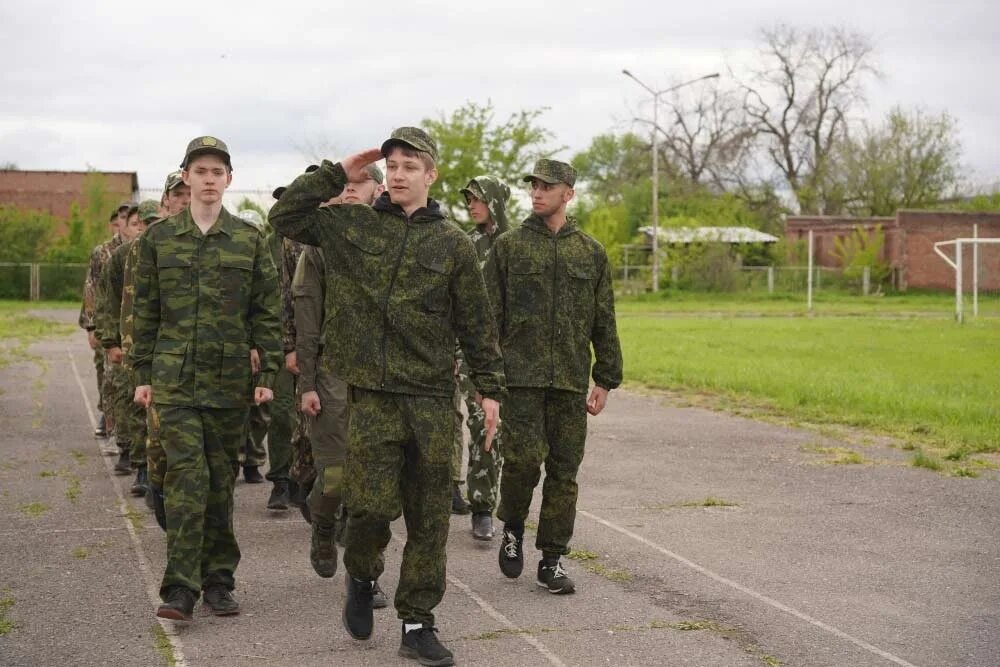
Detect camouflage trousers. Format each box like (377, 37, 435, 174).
(93, 346, 105, 413)
(496, 388, 588, 557)
(343, 388, 451, 625)
(452, 363, 502, 514)
(104, 360, 131, 452)
(305, 370, 350, 527)
(240, 368, 295, 481)
(106, 360, 148, 466)
(157, 404, 247, 599)
(147, 405, 164, 490)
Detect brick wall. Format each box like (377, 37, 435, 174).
(0, 170, 138, 219)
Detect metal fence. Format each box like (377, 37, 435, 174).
(0, 262, 87, 301)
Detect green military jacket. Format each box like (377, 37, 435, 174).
(484, 215, 623, 393)
(291, 245, 325, 394)
(97, 239, 133, 351)
(128, 207, 282, 408)
(268, 161, 505, 400)
(79, 234, 122, 331)
(465, 175, 512, 266)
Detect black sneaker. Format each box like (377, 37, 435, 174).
(266, 482, 290, 510)
(114, 450, 132, 475)
(94, 413, 107, 438)
(450, 483, 470, 515)
(399, 623, 454, 666)
(498, 529, 524, 578)
(471, 512, 494, 540)
(537, 560, 576, 594)
(156, 586, 195, 622)
(310, 522, 337, 578)
(202, 584, 240, 616)
(130, 466, 149, 497)
(372, 580, 389, 609)
(147, 486, 167, 531)
(243, 465, 264, 484)
(342, 577, 374, 640)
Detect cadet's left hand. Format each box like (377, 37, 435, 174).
(285, 352, 299, 375)
(250, 349, 261, 375)
(587, 386, 609, 416)
(254, 387, 273, 405)
(107, 346, 123, 365)
(481, 398, 500, 453)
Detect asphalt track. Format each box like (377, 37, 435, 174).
(1, 315, 997, 666)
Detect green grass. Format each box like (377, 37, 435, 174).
(619, 314, 1000, 453)
(0, 300, 77, 368)
(680, 496, 739, 507)
(911, 449, 944, 471)
(0, 592, 15, 635)
(17, 502, 49, 517)
(151, 624, 177, 667)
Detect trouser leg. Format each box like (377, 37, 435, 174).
(496, 388, 546, 527)
(264, 367, 295, 483)
(535, 390, 588, 556)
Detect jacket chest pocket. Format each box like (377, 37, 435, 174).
(416, 251, 452, 315)
(508, 258, 547, 319)
(219, 255, 253, 311)
(343, 224, 386, 278)
(157, 256, 192, 295)
(563, 260, 597, 324)
(152, 339, 188, 386)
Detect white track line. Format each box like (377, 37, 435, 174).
(389, 533, 567, 666)
(68, 347, 189, 667)
(579, 509, 919, 667)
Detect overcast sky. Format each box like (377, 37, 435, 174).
(1, 0, 997, 200)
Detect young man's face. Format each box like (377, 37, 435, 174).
(113, 208, 128, 231)
(530, 180, 574, 218)
(119, 213, 145, 242)
(164, 184, 192, 216)
(385, 147, 436, 211)
(342, 178, 384, 205)
(182, 155, 231, 206)
(466, 195, 491, 225)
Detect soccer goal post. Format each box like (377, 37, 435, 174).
(933, 232, 1000, 322)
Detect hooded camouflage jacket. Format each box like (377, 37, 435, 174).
(268, 161, 505, 400)
(464, 175, 512, 266)
(484, 215, 622, 393)
(96, 238, 134, 350)
(128, 207, 282, 408)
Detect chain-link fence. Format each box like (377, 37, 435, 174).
(0, 262, 87, 301)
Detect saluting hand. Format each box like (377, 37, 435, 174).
(481, 397, 500, 453)
(341, 148, 383, 183)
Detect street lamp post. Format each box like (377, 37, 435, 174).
(622, 70, 720, 292)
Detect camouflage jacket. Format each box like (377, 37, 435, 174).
(291, 246, 326, 394)
(96, 239, 133, 350)
(79, 234, 123, 330)
(128, 208, 282, 408)
(484, 215, 622, 393)
(268, 161, 505, 400)
(119, 239, 142, 361)
(278, 236, 306, 353)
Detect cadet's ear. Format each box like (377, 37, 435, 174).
(181, 169, 190, 186)
(563, 186, 575, 204)
(425, 168, 438, 187)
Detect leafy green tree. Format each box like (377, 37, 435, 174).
(831, 224, 891, 290)
(422, 101, 560, 223)
(0, 206, 56, 261)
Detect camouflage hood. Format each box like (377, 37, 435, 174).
(462, 175, 511, 235)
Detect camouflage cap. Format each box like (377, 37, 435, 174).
(380, 127, 439, 163)
(522, 158, 577, 187)
(180, 135, 231, 169)
(365, 163, 384, 184)
(137, 199, 160, 222)
(117, 201, 133, 212)
(162, 170, 184, 194)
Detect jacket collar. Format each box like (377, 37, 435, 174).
(372, 192, 446, 223)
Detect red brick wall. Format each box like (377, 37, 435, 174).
(785, 216, 898, 267)
(0, 170, 137, 219)
(898, 211, 1000, 290)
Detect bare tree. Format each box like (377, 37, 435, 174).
(741, 24, 879, 214)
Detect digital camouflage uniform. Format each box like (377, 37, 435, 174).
(80, 233, 123, 414)
(485, 159, 622, 558)
(269, 148, 505, 626)
(453, 176, 512, 514)
(129, 205, 281, 600)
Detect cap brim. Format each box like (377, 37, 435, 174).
(181, 148, 231, 169)
(272, 186, 287, 200)
(522, 173, 561, 185)
(380, 138, 419, 158)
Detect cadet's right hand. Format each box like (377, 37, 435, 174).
(250, 349, 260, 375)
(285, 351, 300, 375)
(134, 385, 152, 407)
(301, 391, 321, 417)
(87, 330, 98, 350)
(107, 347, 123, 365)
(341, 148, 383, 183)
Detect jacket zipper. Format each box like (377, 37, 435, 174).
(379, 217, 412, 388)
(549, 232, 557, 386)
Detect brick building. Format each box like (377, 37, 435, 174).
(785, 210, 1000, 291)
(0, 170, 139, 219)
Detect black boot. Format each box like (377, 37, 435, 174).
(243, 465, 264, 484)
(202, 583, 240, 616)
(342, 576, 374, 640)
(94, 413, 107, 438)
(266, 481, 290, 510)
(399, 623, 454, 666)
(114, 449, 132, 475)
(472, 512, 494, 540)
(130, 466, 148, 497)
(450, 482, 470, 515)
(156, 586, 195, 622)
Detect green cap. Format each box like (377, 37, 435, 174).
(137, 200, 160, 222)
(522, 158, 577, 187)
(380, 127, 438, 163)
(460, 180, 486, 202)
(163, 170, 184, 193)
(365, 163, 384, 184)
(180, 135, 231, 169)
(117, 201, 133, 212)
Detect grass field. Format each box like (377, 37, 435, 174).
(0, 301, 78, 368)
(617, 295, 1000, 460)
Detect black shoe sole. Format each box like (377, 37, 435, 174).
(472, 531, 494, 541)
(267, 502, 289, 510)
(203, 604, 241, 616)
(342, 605, 373, 640)
(156, 606, 192, 622)
(398, 645, 455, 666)
(129, 486, 147, 497)
(535, 580, 576, 594)
(372, 596, 388, 609)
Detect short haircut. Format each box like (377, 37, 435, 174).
(390, 145, 435, 172)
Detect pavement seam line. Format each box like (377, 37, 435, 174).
(389, 533, 567, 666)
(68, 347, 190, 667)
(579, 509, 919, 667)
